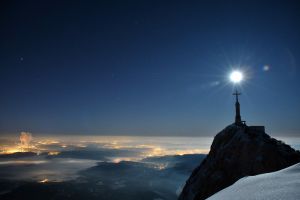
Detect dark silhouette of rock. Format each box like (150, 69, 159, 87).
(0, 152, 37, 159)
(178, 124, 300, 200)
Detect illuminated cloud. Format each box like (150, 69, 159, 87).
(19, 132, 32, 151)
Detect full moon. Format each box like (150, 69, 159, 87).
(230, 71, 243, 83)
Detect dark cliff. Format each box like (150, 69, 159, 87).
(178, 124, 300, 200)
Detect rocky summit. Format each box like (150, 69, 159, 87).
(178, 124, 300, 200)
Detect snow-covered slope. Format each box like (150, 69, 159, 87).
(207, 163, 300, 200)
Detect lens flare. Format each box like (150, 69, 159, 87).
(230, 71, 243, 83)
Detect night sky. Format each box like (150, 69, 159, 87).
(0, 0, 299, 136)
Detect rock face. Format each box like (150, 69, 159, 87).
(178, 124, 300, 200)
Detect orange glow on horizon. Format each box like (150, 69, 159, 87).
(0, 147, 22, 154)
(0, 135, 212, 160)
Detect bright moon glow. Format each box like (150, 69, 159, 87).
(230, 71, 243, 83)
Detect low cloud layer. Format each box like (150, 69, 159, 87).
(0, 153, 205, 200)
(0, 136, 211, 199)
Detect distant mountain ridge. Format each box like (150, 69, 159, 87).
(179, 124, 300, 200)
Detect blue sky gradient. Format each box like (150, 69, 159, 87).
(0, 0, 299, 136)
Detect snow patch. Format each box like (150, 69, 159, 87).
(207, 163, 300, 200)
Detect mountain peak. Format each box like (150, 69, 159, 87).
(179, 124, 300, 200)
